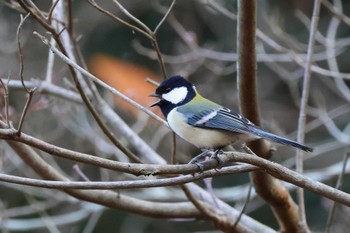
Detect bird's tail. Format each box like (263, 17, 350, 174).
(250, 128, 313, 152)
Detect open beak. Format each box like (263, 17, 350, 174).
(149, 93, 162, 107)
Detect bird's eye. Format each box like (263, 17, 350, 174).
(164, 87, 172, 93)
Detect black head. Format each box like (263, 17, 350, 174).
(149, 75, 196, 118)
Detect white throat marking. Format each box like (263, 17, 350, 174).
(162, 86, 188, 104)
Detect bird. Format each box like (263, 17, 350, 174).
(149, 75, 313, 165)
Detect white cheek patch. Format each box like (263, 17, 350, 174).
(162, 87, 188, 104)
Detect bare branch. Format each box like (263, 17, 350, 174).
(0, 164, 256, 190)
(1, 79, 81, 104)
(16, 13, 36, 133)
(34, 32, 167, 126)
(153, 0, 176, 34)
(112, 0, 151, 34)
(0, 78, 10, 126)
(325, 149, 350, 233)
(296, 0, 321, 228)
(86, 0, 152, 40)
(322, 0, 350, 27)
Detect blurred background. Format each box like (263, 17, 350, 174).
(0, 0, 350, 232)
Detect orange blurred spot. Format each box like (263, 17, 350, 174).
(89, 54, 162, 118)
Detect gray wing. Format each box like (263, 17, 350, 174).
(182, 107, 255, 134)
(177, 105, 314, 152)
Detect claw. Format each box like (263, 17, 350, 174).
(189, 150, 210, 164)
(210, 149, 224, 169)
(195, 162, 205, 173)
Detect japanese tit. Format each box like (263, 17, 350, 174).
(150, 76, 313, 162)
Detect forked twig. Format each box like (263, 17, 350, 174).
(17, 13, 37, 133)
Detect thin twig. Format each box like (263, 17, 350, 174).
(151, 0, 176, 79)
(47, 0, 60, 22)
(73, 164, 91, 182)
(151, 39, 167, 79)
(1, 78, 81, 104)
(153, 0, 176, 34)
(45, 36, 56, 82)
(16, 13, 36, 133)
(17, 13, 32, 93)
(145, 77, 160, 86)
(0, 78, 10, 126)
(112, 0, 152, 33)
(325, 149, 350, 233)
(67, 0, 73, 35)
(17, 91, 35, 133)
(86, 0, 152, 40)
(181, 184, 255, 232)
(233, 183, 253, 229)
(152, 2, 176, 79)
(295, 0, 321, 227)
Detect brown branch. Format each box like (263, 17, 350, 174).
(150, 0, 176, 80)
(0, 121, 241, 175)
(6, 139, 202, 219)
(0, 164, 256, 190)
(16, 12, 37, 134)
(86, 0, 153, 40)
(237, 1, 306, 232)
(1, 120, 349, 207)
(181, 184, 251, 233)
(4, 133, 277, 231)
(17, 13, 31, 92)
(47, 0, 60, 22)
(16, 89, 35, 133)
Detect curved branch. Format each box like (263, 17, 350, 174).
(0, 164, 257, 189)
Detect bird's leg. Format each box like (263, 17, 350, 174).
(189, 149, 210, 172)
(189, 149, 210, 164)
(210, 148, 224, 168)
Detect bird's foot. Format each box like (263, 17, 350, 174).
(194, 162, 205, 173)
(210, 149, 224, 169)
(189, 150, 210, 165)
(188, 150, 210, 173)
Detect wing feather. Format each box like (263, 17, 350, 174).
(183, 107, 255, 134)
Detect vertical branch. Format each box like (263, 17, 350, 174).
(151, 39, 167, 80)
(237, 1, 258, 121)
(325, 149, 349, 233)
(17, 13, 36, 133)
(151, 0, 176, 80)
(237, 1, 306, 232)
(0, 78, 10, 126)
(67, 0, 73, 35)
(17, 13, 31, 93)
(296, 0, 321, 228)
